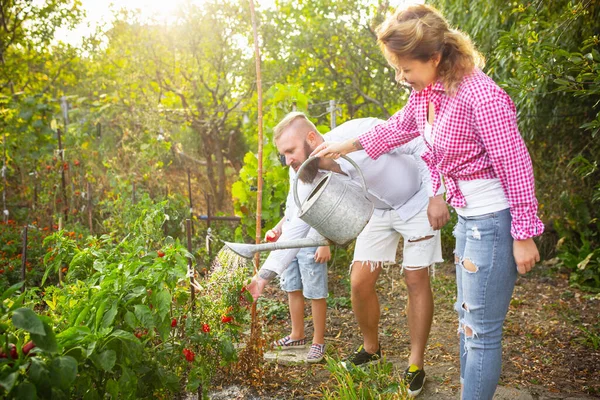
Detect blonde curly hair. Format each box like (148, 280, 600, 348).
(376, 4, 484, 95)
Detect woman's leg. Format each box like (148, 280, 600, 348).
(457, 210, 517, 400)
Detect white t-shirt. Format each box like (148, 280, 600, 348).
(425, 120, 509, 216)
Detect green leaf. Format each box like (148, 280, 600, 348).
(16, 381, 37, 399)
(0, 371, 18, 393)
(106, 379, 119, 398)
(92, 349, 116, 372)
(29, 358, 50, 386)
(110, 329, 138, 342)
(101, 302, 118, 329)
(0, 282, 24, 301)
(31, 320, 58, 353)
(12, 308, 46, 336)
(124, 311, 137, 329)
(134, 304, 154, 329)
(152, 289, 171, 319)
(49, 356, 78, 390)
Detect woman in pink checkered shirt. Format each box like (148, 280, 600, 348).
(312, 4, 544, 399)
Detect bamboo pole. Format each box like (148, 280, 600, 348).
(249, 0, 263, 274)
(248, 0, 264, 359)
(21, 226, 28, 290)
(2, 133, 8, 224)
(57, 129, 68, 222)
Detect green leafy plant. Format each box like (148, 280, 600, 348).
(322, 356, 408, 399)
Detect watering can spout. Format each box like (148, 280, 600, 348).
(223, 236, 331, 259)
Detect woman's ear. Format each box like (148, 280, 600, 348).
(432, 53, 442, 67)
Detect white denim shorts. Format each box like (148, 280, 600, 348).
(353, 205, 443, 270)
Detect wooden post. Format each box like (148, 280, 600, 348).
(206, 194, 212, 259)
(58, 217, 63, 285)
(249, 0, 264, 340)
(2, 132, 7, 224)
(87, 181, 93, 234)
(329, 99, 337, 129)
(21, 226, 28, 290)
(186, 218, 195, 311)
(57, 129, 68, 222)
(187, 169, 194, 235)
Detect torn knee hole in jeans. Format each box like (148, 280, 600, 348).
(458, 317, 477, 339)
(461, 258, 478, 273)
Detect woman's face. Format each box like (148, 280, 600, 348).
(386, 51, 440, 92)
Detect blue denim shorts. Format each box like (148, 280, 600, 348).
(279, 247, 328, 299)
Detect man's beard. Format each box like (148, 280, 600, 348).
(297, 142, 320, 184)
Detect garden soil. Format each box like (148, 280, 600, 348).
(209, 261, 599, 399)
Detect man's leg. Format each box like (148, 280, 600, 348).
(351, 262, 382, 354)
(403, 266, 433, 369)
(288, 290, 305, 340)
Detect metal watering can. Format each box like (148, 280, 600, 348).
(224, 155, 374, 259)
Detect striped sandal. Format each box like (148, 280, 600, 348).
(306, 343, 326, 363)
(272, 335, 306, 350)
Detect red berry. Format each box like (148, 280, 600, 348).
(22, 341, 36, 355)
(0, 269, 4, 274)
(135, 332, 142, 338)
(183, 348, 195, 362)
(241, 286, 247, 293)
(157, 250, 165, 258)
(9, 345, 18, 359)
(171, 318, 177, 328)
(46, 165, 52, 171)
(202, 323, 210, 333)
(221, 315, 233, 324)
(266, 231, 277, 242)
(74, 160, 80, 166)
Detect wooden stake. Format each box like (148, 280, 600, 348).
(249, 0, 264, 339)
(58, 217, 63, 285)
(21, 226, 28, 290)
(57, 129, 68, 222)
(186, 218, 195, 311)
(87, 181, 93, 234)
(187, 169, 194, 235)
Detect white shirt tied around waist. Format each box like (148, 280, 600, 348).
(261, 118, 441, 276)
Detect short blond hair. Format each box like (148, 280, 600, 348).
(273, 112, 319, 141)
(377, 4, 484, 95)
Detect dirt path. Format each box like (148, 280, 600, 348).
(213, 262, 600, 399)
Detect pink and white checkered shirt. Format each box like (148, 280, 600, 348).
(359, 69, 544, 240)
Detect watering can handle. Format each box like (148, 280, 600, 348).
(293, 155, 369, 211)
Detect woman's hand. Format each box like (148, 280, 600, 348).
(427, 194, 450, 230)
(310, 139, 359, 159)
(314, 246, 331, 263)
(513, 238, 540, 274)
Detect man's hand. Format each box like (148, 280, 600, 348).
(314, 246, 331, 263)
(513, 238, 540, 275)
(265, 227, 282, 242)
(427, 194, 450, 230)
(310, 139, 358, 159)
(247, 276, 269, 301)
